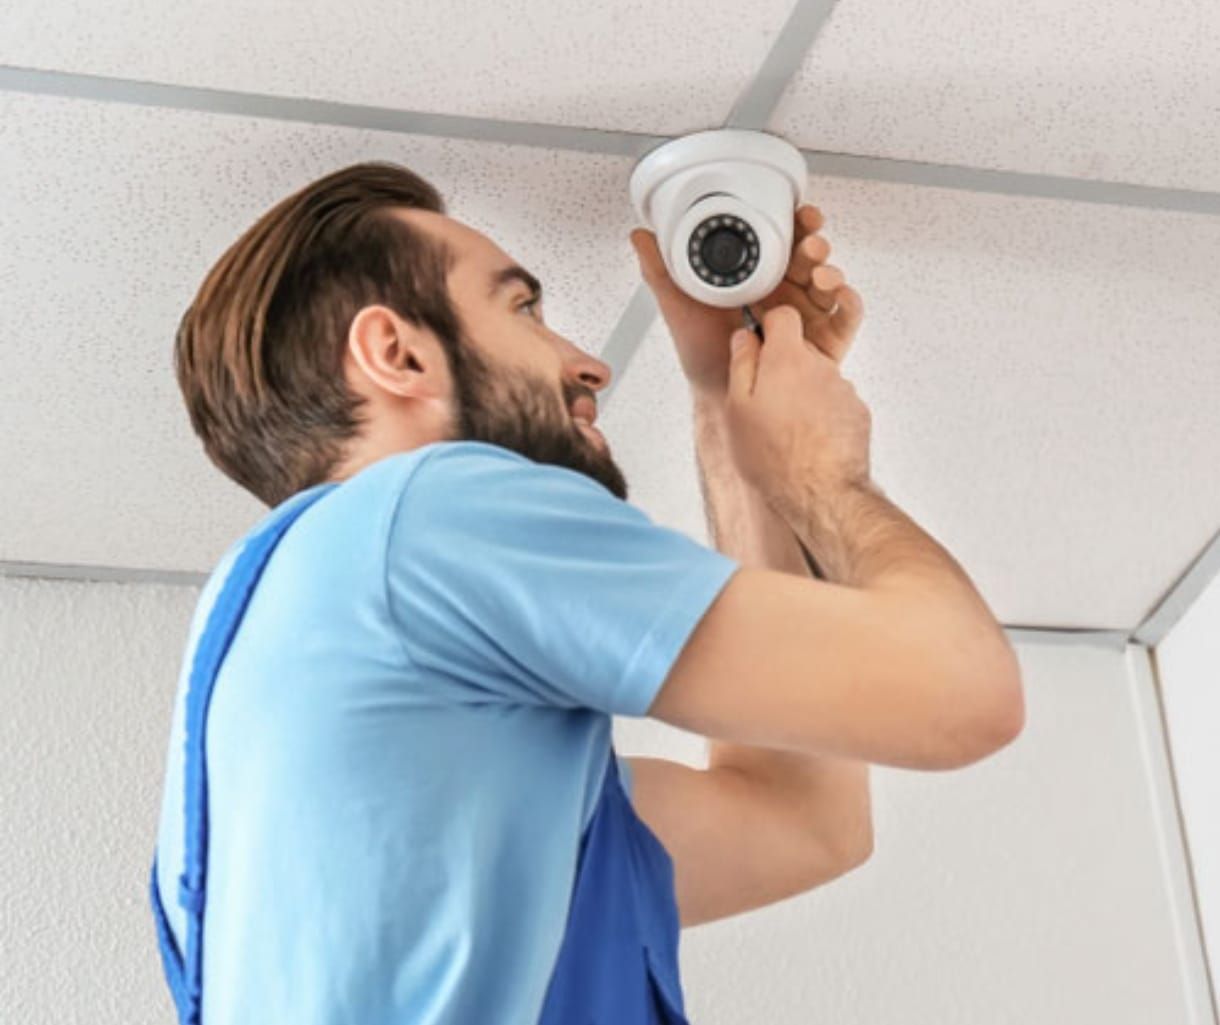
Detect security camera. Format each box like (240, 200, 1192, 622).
(629, 129, 808, 308)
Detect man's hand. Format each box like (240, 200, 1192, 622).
(630, 204, 865, 399)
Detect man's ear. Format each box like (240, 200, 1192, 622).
(346, 304, 439, 400)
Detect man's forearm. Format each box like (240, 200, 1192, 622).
(692, 393, 872, 853)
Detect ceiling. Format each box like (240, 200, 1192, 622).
(1, 0, 1217, 638)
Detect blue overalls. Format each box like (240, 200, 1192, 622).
(149, 483, 694, 1024)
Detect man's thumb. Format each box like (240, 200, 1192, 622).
(628, 228, 646, 263)
(728, 327, 759, 400)
(629, 228, 667, 287)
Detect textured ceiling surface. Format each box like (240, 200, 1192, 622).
(1, 0, 1217, 634)
(773, 0, 1220, 192)
(0, 0, 798, 136)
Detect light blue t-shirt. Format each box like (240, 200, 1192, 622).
(154, 440, 739, 1024)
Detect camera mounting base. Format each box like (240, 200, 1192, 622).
(629, 129, 808, 230)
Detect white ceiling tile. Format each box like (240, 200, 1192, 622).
(598, 322, 712, 548)
(772, 0, 1220, 193)
(0, 92, 641, 570)
(0, 0, 797, 137)
(605, 173, 1220, 631)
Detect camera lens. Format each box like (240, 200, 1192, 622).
(700, 228, 747, 275)
(688, 214, 760, 287)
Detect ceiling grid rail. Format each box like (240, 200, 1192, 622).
(1, 65, 1216, 217)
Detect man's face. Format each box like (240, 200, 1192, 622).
(397, 208, 628, 501)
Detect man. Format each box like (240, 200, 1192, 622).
(151, 161, 1022, 1023)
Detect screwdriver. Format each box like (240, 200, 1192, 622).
(741, 303, 764, 341)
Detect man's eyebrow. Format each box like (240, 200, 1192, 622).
(488, 264, 543, 301)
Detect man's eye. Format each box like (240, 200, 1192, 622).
(518, 296, 542, 317)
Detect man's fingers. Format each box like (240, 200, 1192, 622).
(800, 283, 864, 364)
(784, 205, 829, 285)
(785, 232, 831, 289)
(827, 284, 865, 339)
(810, 264, 845, 310)
(796, 203, 825, 235)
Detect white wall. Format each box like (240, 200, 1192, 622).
(0, 575, 1203, 1023)
(618, 639, 1200, 1024)
(1157, 568, 1220, 1013)
(0, 576, 198, 1020)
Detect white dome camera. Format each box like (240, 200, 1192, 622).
(629, 129, 809, 309)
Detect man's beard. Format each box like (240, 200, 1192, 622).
(442, 336, 629, 502)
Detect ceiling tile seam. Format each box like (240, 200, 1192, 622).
(722, 0, 842, 130)
(808, 150, 1220, 217)
(1131, 521, 1220, 648)
(0, 64, 670, 159)
(4, 64, 1217, 216)
(0, 558, 1135, 646)
(595, 286, 659, 406)
(600, 0, 840, 392)
(0, 560, 209, 587)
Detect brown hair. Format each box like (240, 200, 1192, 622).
(173, 160, 464, 507)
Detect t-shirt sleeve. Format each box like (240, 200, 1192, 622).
(616, 754, 635, 798)
(384, 442, 740, 717)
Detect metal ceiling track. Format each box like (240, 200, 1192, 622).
(0, 68, 1215, 218)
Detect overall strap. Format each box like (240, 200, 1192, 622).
(537, 747, 692, 1024)
(150, 483, 336, 1024)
